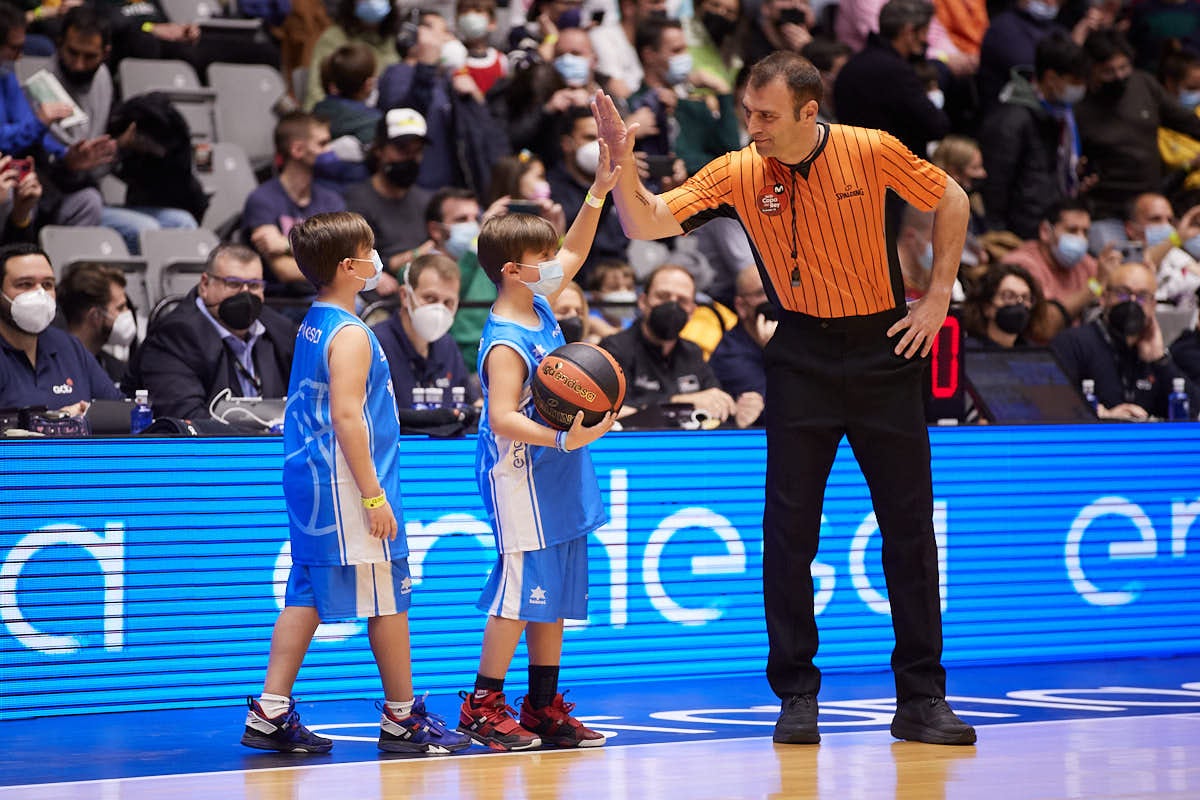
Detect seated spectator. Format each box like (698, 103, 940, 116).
(897, 205, 966, 303)
(686, 0, 743, 89)
(598, 264, 759, 427)
(123, 244, 298, 419)
(343, 109, 434, 280)
(803, 38, 852, 124)
(930, 135, 988, 277)
(743, 0, 813, 69)
(57, 261, 135, 381)
(546, 106, 630, 279)
(487, 150, 567, 238)
(977, 0, 1071, 112)
(428, 187, 494, 372)
(1, 2, 104, 229)
(371, 252, 480, 412)
(1001, 198, 1119, 340)
(243, 112, 346, 292)
(377, 10, 507, 198)
(978, 31, 1087, 240)
(455, 0, 507, 96)
(709, 265, 774, 426)
(589, 0, 662, 99)
(1155, 46, 1200, 201)
(959, 262, 1051, 348)
(50, 6, 199, 253)
(312, 41, 383, 147)
(303, 0, 399, 111)
(550, 279, 617, 343)
(1171, 305, 1200, 383)
(1124, 193, 1200, 309)
(590, 258, 638, 328)
(1052, 261, 1200, 419)
(0, 243, 121, 412)
(1075, 29, 1200, 252)
(0, 150, 40, 240)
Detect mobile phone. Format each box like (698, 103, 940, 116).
(778, 7, 806, 26)
(645, 154, 674, 179)
(11, 156, 33, 181)
(590, 10, 605, 25)
(193, 142, 213, 173)
(1116, 240, 1144, 263)
(506, 200, 541, 216)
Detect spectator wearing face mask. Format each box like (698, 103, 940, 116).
(598, 264, 761, 427)
(977, 0, 1072, 112)
(0, 243, 122, 414)
(57, 262, 136, 382)
(302, 0, 399, 111)
(686, 0, 743, 88)
(1001, 198, 1119, 340)
(454, 0, 507, 96)
(123, 245, 298, 419)
(978, 31, 1088, 240)
(1124, 192, 1200, 309)
(344, 109, 435, 279)
(960, 263, 1051, 349)
(487, 150, 567, 238)
(1155, 46, 1200, 201)
(897, 205, 966, 304)
(1051, 261, 1200, 420)
(371, 253, 480, 412)
(743, 0, 813, 69)
(550, 279, 616, 343)
(546, 106, 630, 280)
(708, 265, 774, 427)
(590, 0, 669, 99)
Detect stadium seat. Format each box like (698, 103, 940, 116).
(197, 141, 257, 237)
(139, 228, 220, 306)
(159, 0, 222, 22)
(209, 62, 287, 171)
(38, 226, 152, 322)
(117, 58, 219, 144)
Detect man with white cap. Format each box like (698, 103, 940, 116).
(345, 108, 436, 278)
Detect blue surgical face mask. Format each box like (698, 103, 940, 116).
(1025, 0, 1059, 22)
(666, 52, 693, 86)
(919, 242, 934, 272)
(355, 0, 391, 24)
(518, 259, 565, 296)
(350, 250, 383, 292)
(445, 220, 480, 260)
(1144, 222, 1175, 247)
(1054, 232, 1089, 268)
(1180, 90, 1200, 112)
(554, 53, 591, 87)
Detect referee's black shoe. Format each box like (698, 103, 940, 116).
(772, 694, 820, 744)
(890, 697, 976, 745)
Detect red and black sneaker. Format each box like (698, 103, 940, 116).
(457, 690, 542, 751)
(519, 692, 606, 748)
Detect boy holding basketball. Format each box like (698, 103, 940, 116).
(241, 212, 470, 756)
(456, 143, 621, 750)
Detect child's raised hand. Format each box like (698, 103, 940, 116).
(590, 139, 622, 198)
(564, 410, 615, 451)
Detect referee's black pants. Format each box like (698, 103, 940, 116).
(762, 308, 946, 703)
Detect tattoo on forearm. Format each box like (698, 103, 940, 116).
(635, 191, 652, 207)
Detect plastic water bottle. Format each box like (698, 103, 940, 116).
(130, 389, 153, 434)
(1081, 379, 1098, 416)
(426, 386, 445, 410)
(451, 386, 467, 411)
(411, 386, 428, 410)
(1168, 378, 1191, 421)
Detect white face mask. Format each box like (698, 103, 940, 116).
(408, 295, 455, 341)
(599, 289, 637, 303)
(441, 38, 469, 72)
(518, 259, 564, 296)
(575, 139, 600, 175)
(927, 89, 945, 109)
(5, 287, 57, 334)
(350, 250, 383, 292)
(1059, 83, 1086, 105)
(107, 309, 137, 347)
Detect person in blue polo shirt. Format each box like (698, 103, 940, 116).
(371, 252, 480, 412)
(0, 243, 122, 413)
(709, 265, 777, 427)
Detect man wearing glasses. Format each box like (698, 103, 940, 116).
(124, 244, 299, 420)
(1051, 261, 1199, 421)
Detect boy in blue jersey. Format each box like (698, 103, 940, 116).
(456, 146, 621, 751)
(241, 211, 470, 756)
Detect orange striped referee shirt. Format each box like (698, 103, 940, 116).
(662, 124, 948, 318)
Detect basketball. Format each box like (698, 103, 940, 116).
(532, 342, 626, 431)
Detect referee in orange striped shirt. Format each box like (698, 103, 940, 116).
(592, 51, 976, 746)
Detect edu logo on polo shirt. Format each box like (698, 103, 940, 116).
(51, 378, 75, 395)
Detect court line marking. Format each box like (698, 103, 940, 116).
(2, 711, 1198, 792)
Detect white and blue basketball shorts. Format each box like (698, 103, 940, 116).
(285, 560, 413, 622)
(476, 537, 588, 622)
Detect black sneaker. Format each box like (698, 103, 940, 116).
(772, 694, 820, 744)
(891, 697, 977, 745)
(241, 696, 333, 753)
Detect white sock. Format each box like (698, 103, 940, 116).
(385, 698, 415, 719)
(257, 692, 291, 719)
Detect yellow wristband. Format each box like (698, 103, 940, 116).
(584, 191, 605, 209)
(543, 32, 558, 47)
(141, 21, 155, 33)
(1169, 230, 1184, 248)
(361, 491, 387, 509)
(33, 6, 43, 19)
(1088, 278, 1103, 298)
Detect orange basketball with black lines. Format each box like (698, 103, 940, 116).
(532, 342, 626, 431)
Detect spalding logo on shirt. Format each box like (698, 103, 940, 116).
(758, 184, 788, 216)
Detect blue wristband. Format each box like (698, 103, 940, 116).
(555, 429, 569, 452)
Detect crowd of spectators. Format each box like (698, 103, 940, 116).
(3, 0, 1200, 429)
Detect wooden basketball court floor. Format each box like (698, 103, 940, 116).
(3, 654, 1198, 800)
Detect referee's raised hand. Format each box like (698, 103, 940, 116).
(591, 90, 637, 164)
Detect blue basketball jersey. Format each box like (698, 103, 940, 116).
(283, 301, 406, 566)
(476, 294, 607, 554)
